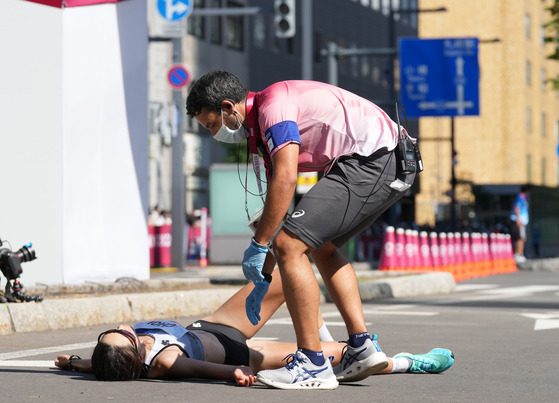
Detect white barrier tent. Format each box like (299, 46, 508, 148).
(0, 0, 149, 285)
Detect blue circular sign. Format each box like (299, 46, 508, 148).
(167, 65, 190, 89)
(157, 0, 192, 22)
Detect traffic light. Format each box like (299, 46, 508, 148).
(274, 0, 296, 38)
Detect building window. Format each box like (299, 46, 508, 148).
(226, 1, 244, 50)
(350, 44, 359, 78)
(286, 37, 295, 55)
(314, 31, 322, 62)
(210, 0, 222, 44)
(525, 13, 531, 39)
(541, 113, 546, 137)
(408, 0, 418, 28)
(371, 58, 383, 85)
(381, 0, 390, 16)
(253, 13, 265, 48)
(540, 24, 546, 46)
(361, 56, 371, 79)
(188, 0, 205, 39)
(526, 60, 531, 85)
(541, 68, 546, 92)
(526, 107, 532, 133)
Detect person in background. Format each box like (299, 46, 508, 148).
(510, 185, 530, 262)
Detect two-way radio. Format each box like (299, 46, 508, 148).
(395, 104, 423, 175)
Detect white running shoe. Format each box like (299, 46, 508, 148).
(257, 350, 339, 390)
(333, 335, 388, 382)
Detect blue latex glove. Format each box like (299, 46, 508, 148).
(242, 239, 268, 282)
(245, 281, 270, 326)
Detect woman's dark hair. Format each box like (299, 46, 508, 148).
(91, 342, 143, 381)
(186, 70, 249, 117)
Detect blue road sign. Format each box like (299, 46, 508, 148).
(399, 38, 480, 118)
(157, 0, 193, 22)
(168, 65, 190, 89)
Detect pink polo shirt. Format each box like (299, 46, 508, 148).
(256, 80, 400, 172)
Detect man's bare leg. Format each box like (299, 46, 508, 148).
(273, 230, 322, 352)
(311, 242, 367, 335)
(311, 241, 388, 382)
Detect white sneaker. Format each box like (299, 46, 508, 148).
(257, 350, 339, 390)
(514, 254, 527, 263)
(333, 335, 388, 382)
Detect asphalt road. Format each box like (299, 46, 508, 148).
(1, 270, 558, 402)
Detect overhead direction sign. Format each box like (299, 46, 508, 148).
(157, 0, 193, 22)
(400, 38, 480, 118)
(167, 65, 190, 89)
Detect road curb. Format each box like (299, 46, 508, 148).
(1, 272, 455, 335)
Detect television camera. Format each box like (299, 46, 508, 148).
(0, 237, 44, 303)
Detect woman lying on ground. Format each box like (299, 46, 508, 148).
(54, 268, 454, 386)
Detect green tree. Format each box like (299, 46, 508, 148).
(544, 0, 559, 91)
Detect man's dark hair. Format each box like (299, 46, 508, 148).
(186, 70, 249, 117)
(91, 342, 143, 381)
(521, 184, 531, 193)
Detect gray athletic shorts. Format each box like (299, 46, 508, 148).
(282, 148, 415, 250)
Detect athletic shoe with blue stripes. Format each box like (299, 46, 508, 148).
(333, 335, 389, 382)
(256, 350, 339, 390)
(394, 348, 455, 373)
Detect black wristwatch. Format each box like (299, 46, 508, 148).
(67, 355, 81, 371)
(263, 272, 272, 283)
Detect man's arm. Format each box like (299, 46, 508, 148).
(253, 143, 299, 247)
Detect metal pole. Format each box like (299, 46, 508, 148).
(388, 0, 395, 107)
(171, 37, 185, 270)
(326, 41, 338, 86)
(450, 117, 457, 231)
(301, 0, 313, 80)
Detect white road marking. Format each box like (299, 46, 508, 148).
(267, 306, 439, 328)
(478, 285, 559, 296)
(323, 322, 373, 327)
(0, 341, 95, 361)
(455, 284, 499, 292)
(436, 285, 559, 305)
(362, 310, 438, 316)
(0, 360, 57, 368)
(266, 317, 373, 327)
(521, 313, 559, 331)
(463, 285, 559, 302)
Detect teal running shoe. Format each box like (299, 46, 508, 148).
(394, 348, 454, 373)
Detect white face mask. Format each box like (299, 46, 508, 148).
(214, 109, 248, 143)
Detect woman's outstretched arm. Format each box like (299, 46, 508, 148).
(151, 349, 257, 386)
(55, 355, 93, 373)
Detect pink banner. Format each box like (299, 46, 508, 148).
(25, 0, 119, 8)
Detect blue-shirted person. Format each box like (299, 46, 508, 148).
(510, 185, 530, 262)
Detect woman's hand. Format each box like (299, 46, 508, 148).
(54, 354, 71, 369)
(233, 367, 257, 386)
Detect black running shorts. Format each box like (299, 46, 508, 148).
(282, 148, 415, 250)
(187, 320, 250, 366)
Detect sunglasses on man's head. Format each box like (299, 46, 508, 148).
(98, 329, 138, 351)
